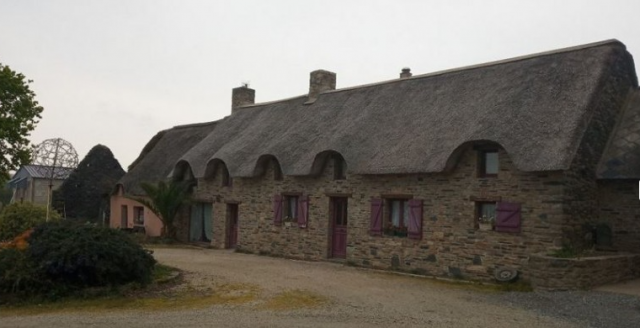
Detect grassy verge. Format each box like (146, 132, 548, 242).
(0, 264, 184, 316)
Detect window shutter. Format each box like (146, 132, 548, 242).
(408, 199, 423, 240)
(370, 198, 383, 236)
(496, 202, 521, 233)
(273, 195, 283, 226)
(297, 195, 309, 228)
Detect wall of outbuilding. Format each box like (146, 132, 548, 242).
(185, 147, 567, 281)
(597, 180, 640, 252)
(561, 48, 637, 250)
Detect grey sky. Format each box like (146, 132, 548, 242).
(2, 0, 640, 170)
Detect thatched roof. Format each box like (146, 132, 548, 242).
(598, 90, 640, 179)
(178, 39, 636, 178)
(118, 121, 217, 195)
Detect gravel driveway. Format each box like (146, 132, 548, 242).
(3, 247, 639, 328)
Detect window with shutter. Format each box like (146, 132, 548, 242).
(408, 199, 423, 240)
(297, 196, 309, 228)
(385, 198, 409, 237)
(284, 195, 299, 222)
(370, 198, 383, 236)
(495, 202, 521, 233)
(273, 195, 283, 226)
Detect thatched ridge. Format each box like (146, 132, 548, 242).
(179, 40, 636, 178)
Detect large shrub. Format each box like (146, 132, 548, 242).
(27, 221, 156, 290)
(0, 248, 44, 295)
(0, 202, 60, 241)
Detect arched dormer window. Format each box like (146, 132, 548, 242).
(221, 164, 232, 187)
(254, 155, 283, 181)
(333, 154, 347, 180)
(272, 159, 283, 181)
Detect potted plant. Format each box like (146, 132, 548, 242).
(478, 215, 495, 231)
(384, 224, 408, 237)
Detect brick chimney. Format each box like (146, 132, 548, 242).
(232, 85, 255, 112)
(400, 67, 412, 78)
(307, 70, 336, 103)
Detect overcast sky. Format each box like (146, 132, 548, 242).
(2, 0, 640, 170)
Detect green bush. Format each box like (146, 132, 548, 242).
(0, 248, 47, 295)
(27, 221, 156, 292)
(0, 202, 60, 241)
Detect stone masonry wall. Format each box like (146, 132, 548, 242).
(187, 147, 567, 281)
(529, 253, 640, 290)
(598, 180, 640, 252)
(562, 49, 637, 249)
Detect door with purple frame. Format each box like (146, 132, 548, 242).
(330, 197, 348, 258)
(227, 204, 239, 249)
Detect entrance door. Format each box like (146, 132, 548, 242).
(227, 204, 239, 248)
(330, 197, 348, 258)
(120, 205, 128, 229)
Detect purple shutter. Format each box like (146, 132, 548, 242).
(408, 199, 423, 240)
(370, 198, 383, 236)
(298, 196, 309, 228)
(273, 195, 283, 226)
(496, 202, 521, 233)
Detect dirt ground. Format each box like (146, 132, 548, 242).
(1, 247, 581, 328)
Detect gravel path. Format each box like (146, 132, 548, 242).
(3, 247, 638, 328)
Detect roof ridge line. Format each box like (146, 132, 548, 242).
(171, 120, 220, 130)
(236, 39, 624, 109)
(324, 39, 624, 95)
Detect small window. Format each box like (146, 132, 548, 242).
(284, 195, 298, 221)
(385, 199, 409, 237)
(273, 159, 283, 181)
(333, 156, 346, 180)
(476, 201, 496, 229)
(133, 206, 144, 225)
(479, 150, 499, 177)
(222, 166, 232, 187)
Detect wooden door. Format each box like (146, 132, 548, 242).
(330, 197, 348, 258)
(227, 204, 239, 249)
(120, 205, 128, 229)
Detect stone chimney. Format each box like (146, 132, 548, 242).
(232, 85, 255, 111)
(307, 70, 336, 103)
(400, 67, 412, 78)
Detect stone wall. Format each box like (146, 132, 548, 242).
(598, 180, 640, 251)
(529, 253, 640, 290)
(186, 146, 567, 281)
(562, 48, 637, 249)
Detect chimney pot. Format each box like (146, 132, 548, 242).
(400, 67, 412, 78)
(307, 69, 336, 103)
(232, 85, 255, 112)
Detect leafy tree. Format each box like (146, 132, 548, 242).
(0, 63, 43, 185)
(130, 181, 191, 239)
(0, 186, 12, 207)
(52, 145, 125, 222)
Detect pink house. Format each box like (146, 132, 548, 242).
(110, 121, 216, 236)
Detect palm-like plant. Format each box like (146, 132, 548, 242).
(130, 180, 192, 239)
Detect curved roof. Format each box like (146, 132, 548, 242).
(118, 121, 217, 195)
(179, 40, 635, 178)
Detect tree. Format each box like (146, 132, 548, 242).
(131, 181, 191, 239)
(0, 63, 43, 185)
(52, 144, 125, 222)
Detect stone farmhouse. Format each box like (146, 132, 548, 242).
(112, 40, 640, 287)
